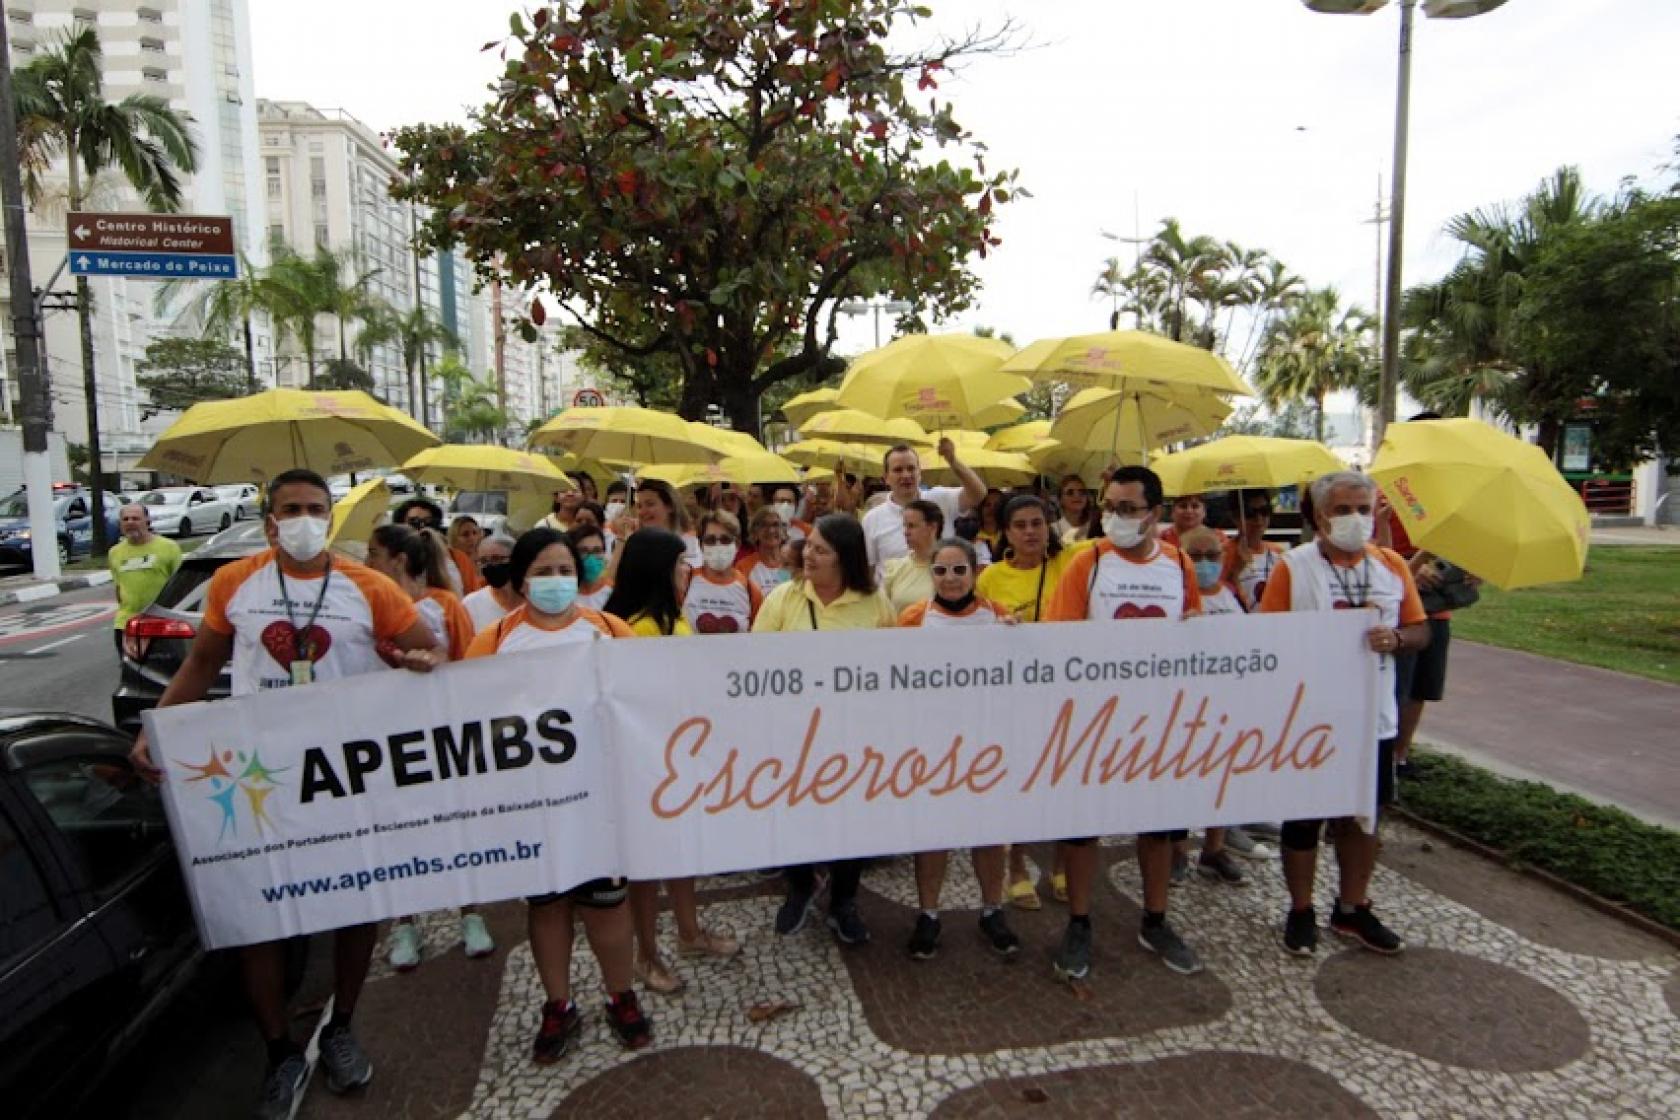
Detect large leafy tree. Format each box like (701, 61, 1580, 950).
(134, 338, 247, 419)
(391, 0, 1018, 436)
(154, 255, 272, 393)
(1253, 286, 1375, 444)
(14, 26, 199, 555)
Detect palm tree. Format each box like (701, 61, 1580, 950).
(15, 27, 198, 556)
(154, 255, 271, 393)
(261, 249, 330, 384)
(391, 304, 456, 424)
(1253, 287, 1375, 444)
(1237, 259, 1307, 374)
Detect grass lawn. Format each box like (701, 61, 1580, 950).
(1451, 545, 1680, 685)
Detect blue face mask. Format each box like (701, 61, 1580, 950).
(526, 575, 579, 614)
(1193, 560, 1224, 589)
(580, 553, 607, 585)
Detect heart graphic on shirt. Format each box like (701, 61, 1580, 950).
(694, 611, 740, 634)
(1332, 600, 1355, 611)
(260, 620, 333, 666)
(1113, 603, 1168, 620)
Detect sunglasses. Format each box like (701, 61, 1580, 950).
(931, 563, 971, 577)
(699, 535, 735, 546)
(1244, 507, 1273, 517)
(404, 518, 437, 529)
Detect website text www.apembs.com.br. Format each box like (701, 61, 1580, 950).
(258, 840, 545, 903)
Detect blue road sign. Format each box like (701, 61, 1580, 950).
(70, 251, 239, 280)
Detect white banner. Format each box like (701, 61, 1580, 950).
(149, 611, 1377, 948)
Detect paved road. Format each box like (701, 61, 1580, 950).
(0, 583, 122, 720)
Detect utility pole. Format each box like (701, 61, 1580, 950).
(1375, 0, 1417, 447)
(0, 3, 62, 580)
(407, 201, 430, 429)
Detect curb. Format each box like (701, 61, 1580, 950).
(0, 570, 113, 607)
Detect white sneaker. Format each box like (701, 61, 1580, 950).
(388, 921, 421, 972)
(461, 913, 494, 958)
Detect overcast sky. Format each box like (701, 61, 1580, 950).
(250, 0, 1678, 361)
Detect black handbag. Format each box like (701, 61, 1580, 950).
(1419, 559, 1480, 613)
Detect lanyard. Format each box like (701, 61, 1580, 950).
(276, 559, 332, 657)
(806, 597, 820, 631)
(1032, 560, 1048, 622)
(1327, 553, 1371, 608)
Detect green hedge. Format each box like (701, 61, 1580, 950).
(1401, 751, 1680, 931)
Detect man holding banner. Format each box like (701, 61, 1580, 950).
(1260, 470, 1428, 958)
(131, 469, 443, 1120)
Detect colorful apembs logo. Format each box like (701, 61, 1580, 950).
(178, 744, 288, 842)
(1394, 476, 1428, 521)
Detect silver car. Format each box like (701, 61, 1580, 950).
(138, 486, 237, 538)
(212, 483, 261, 520)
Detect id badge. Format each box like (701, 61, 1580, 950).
(290, 659, 315, 686)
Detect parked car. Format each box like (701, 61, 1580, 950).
(212, 483, 261, 521)
(111, 522, 267, 734)
(448, 489, 510, 538)
(0, 710, 201, 1118)
(138, 487, 236, 538)
(0, 486, 123, 568)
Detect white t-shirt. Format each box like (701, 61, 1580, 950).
(861, 486, 966, 576)
(682, 569, 759, 634)
(462, 586, 513, 631)
(1200, 584, 1245, 617)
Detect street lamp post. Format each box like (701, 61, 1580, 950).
(1301, 0, 1510, 447)
(838, 297, 913, 349)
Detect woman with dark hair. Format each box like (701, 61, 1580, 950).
(567, 523, 615, 610)
(462, 529, 649, 1059)
(976, 488, 1005, 558)
(753, 512, 894, 945)
(612, 480, 703, 569)
(602, 529, 740, 994)
(881, 498, 943, 614)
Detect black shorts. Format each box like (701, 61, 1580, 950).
(1410, 619, 1451, 702)
(527, 877, 627, 909)
(1279, 738, 1395, 850)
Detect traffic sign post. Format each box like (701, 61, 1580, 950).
(66, 212, 238, 280)
(572, 388, 606, 407)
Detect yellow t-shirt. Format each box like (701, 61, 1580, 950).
(881, 555, 933, 615)
(975, 539, 1095, 622)
(627, 613, 693, 637)
(751, 579, 895, 632)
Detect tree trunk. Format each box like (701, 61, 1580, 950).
(720, 377, 761, 439)
(1536, 416, 1561, 460)
(77, 275, 108, 556)
(1313, 389, 1327, 445)
(242, 313, 257, 393)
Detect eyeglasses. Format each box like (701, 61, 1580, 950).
(699, 535, 735, 546)
(404, 517, 437, 529)
(930, 563, 971, 577)
(1101, 503, 1152, 517)
(1187, 551, 1224, 562)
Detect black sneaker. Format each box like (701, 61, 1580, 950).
(1053, 920, 1092, 983)
(604, 990, 652, 1049)
(827, 901, 871, 946)
(1196, 849, 1246, 884)
(255, 1052, 308, 1120)
(316, 1023, 372, 1094)
(1169, 851, 1192, 887)
(978, 910, 1021, 958)
(1283, 906, 1318, 957)
(775, 890, 814, 935)
(532, 999, 581, 1065)
(1137, 921, 1203, 975)
(907, 913, 942, 960)
(1329, 902, 1405, 954)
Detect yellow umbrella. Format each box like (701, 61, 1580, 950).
(327, 477, 391, 546)
(1030, 440, 1122, 487)
(986, 419, 1053, 453)
(402, 444, 576, 495)
(798, 408, 934, 447)
(1151, 436, 1346, 497)
(540, 451, 617, 492)
(1370, 418, 1590, 589)
(970, 398, 1027, 429)
(638, 454, 803, 490)
(138, 389, 440, 483)
(529, 406, 725, 466)
(781, 439, 881, 472)
(942, 429, 992, 449)
(1048, 386, 1234, 467)
(779, 387, 843, 427)
(1002, 330, 1253, 397)
(918, 447, 1038, 488)
(688, 422, 768, 458)
(836, 333, 1025, 430)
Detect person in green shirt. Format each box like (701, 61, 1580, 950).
(109, 502, 183, 653)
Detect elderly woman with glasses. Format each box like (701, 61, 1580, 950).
(1229, 488, 1286, 609)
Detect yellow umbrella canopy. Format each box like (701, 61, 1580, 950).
(1030, 440, 1123, 488)
(986, 419, 1053, 453)
(835, 333, 1025, 430)
(779, 386, 843, 427)
(1048, 386, 1234, 466)
(687, 422, 768, 458)
(137, 389, 441, 484)
(638, 454, 803, 490)
(1151, 436, 1346, 496)
(798, 408, 934, 447)
(327, 477, 391, 546)
(540, 451, 618, 492)
(529, 406, 725, 466)
(401, 444, 576, 495)
(942, 429, 992, 449)
(781, 439, 881, 472)
(969, 398, 1028, 429)
(1002, 330, 1252, 397)
(1370, 418, 1590, 589)
(918, 447, 1038, 488)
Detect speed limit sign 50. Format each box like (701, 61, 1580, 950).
(572, 388, 606, 407)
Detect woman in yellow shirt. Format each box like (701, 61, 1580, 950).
(752, 514, 894, 945)
(880, 499, 942, 614)
(602, 529, 738, 995)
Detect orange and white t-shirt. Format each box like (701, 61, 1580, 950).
(442, 547, 485, 597)
(897, 597, 1012, 628)
(202, 549, 419, 696)
(736, 555, 792, 597)
(1199, 582, 1246, 617)
(682, 568, 763, 635)
(417, 586, 475, 661)
(1259, 541, 1426, 739)
(463, 605, 633, 658)
(1225, 538, 1284, 609)
(1045, 539, 1202, 623)
(577, 581, 614, 611)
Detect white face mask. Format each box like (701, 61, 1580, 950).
(773, 501, 796, 523)
(275, 515, 330, 562)
(1102, 512, 1148, 550)
(1327, 512, 1374, 552)
(701, 544, 736, 573)
(603, 500, 626, 522)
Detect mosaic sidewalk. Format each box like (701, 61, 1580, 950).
(301, 821, 1680, 1120)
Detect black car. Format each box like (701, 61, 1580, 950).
(111, 522, 267, 735)
(0, 710, 200, 1117)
